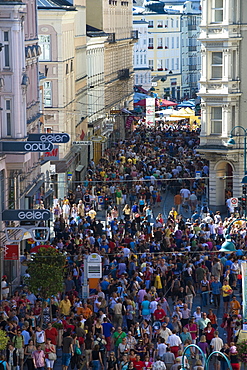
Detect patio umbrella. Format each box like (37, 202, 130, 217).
(134, 98, 160, 107)
(159, 99, 177, 107)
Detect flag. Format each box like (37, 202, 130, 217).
(80, 129, 85, 140)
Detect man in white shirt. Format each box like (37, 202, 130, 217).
(157, 338, 167, 358)
(152, 358, 167, 370)
(180, 188, 191, 209)
(210, 331, 223, 370)
(167, 330, 182, 358)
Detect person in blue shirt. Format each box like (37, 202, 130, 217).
(102, 317, 114, 352)
(211, 276, 222, 308)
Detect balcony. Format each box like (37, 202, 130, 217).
(188, 24, 197, 30)
(148, 46, 154, 49)
(157, 25, 163, 28)
(131, 30, 138, 40)
(108, 33, 116, 43)
(189, 65, 197, 71)
(118, 68, 130, 80)
(157, 46, 163, 49)
(157, 68, 163, 71)
(188, 46, 197, 51)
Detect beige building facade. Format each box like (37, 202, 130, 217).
(198, 0, 246, 210)
(38, 0, 88, 197)
(86, 0, 135, 142)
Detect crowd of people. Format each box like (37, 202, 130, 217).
(1, 122, 246, 370)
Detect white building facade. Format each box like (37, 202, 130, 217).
(198, 0, 246, 210)
(133, 20, 151, 90)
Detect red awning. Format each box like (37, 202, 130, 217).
(30, 245, 55, 253)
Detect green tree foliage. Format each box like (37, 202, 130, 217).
(24, 247, 66, 300)
(0, 329, 9, 350)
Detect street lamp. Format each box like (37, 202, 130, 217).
(227, 125, 247, 217)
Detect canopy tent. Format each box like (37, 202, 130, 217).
(155, 109, 178, 116)
(177, 101, 195, 108)
(171, 107, 201, 125)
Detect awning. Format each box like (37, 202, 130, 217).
(25, 178, 44, 197)
(44, 189, 54, 198)
(75, 165, 85, 172)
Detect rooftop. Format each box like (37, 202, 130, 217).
(37, 0, 76, 10)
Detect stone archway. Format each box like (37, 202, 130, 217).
(215, 161, 233, 206)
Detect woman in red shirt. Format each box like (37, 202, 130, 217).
(203, 322, 215, 345)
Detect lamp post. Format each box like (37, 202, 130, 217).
(219, 218, 246, 253)
(227, 125, 247, 218)
(181, 345, 233, 370)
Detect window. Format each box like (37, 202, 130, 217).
(171, 18, 174, 28)
(148, 20, 154, 28)
(172, 37, 174, 49)
(6, 100, 11, 136)
(44, 81, 52, 107)
(211, 107, 222, 134)
(165, 59, 169, 70)
(212, 0, 223, 22)
(211, 52, 223, 79)
(136, 54, 139, 65)
(177, 37, 179, 48)
(140, 54, 143, 65)
(136, 75, 139, 84)
(157, 37, 163, 49)
(149, 60, 154, 71)
(176, 19, 179, 28)
(148, 38, 153, 49)
(39, 35, 51, 61)
(157, 20, 163, 28)
(45, 127, 52, 133)
(166, 38, 169, 49)
(3, 31, 10, 67)
(172, 58, 174, 70)
(144, 54, 146, 64)
(176, 58, 179, 70)
(143, 39, 146, 45)
(71, 60, 73, 72)
(66, 63, 69, 74)
(157, 59, 163, 71)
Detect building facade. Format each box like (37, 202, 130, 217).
(198, 0, 245, 209)
(133, 20, 151, 91)
(133, 3, 182, 100)
(0, 0, 41, 289)
(181, 1, 201, 98)
(38, 0, 88, 199)
(86, 0, 136, 143)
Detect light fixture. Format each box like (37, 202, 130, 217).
(219, 236, 237, 253)
(227, 137, 235, 146)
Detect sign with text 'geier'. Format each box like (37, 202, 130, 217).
(28, 133, 70, 143)
(4, 245, 19, 260)
(0, 141, 54, 152)
(2, 209, 51, 221)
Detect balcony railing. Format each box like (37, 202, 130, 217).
(118, 68, 130, 80)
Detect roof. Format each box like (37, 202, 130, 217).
(133, 19, 148, 24)
(37, 0, 76, 10)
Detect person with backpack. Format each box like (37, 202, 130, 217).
(0, 355, 8, 370)
(13, 329, 24, 370)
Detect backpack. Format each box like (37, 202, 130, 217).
(96, 338, 105, 352)
(0, 361, 5, 370)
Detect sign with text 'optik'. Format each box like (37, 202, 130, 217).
(0, 141, 54, 152)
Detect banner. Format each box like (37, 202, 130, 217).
(4, 245, 19, 260)
(146, 98, 155, 126)
(241, 261, 247, 323)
